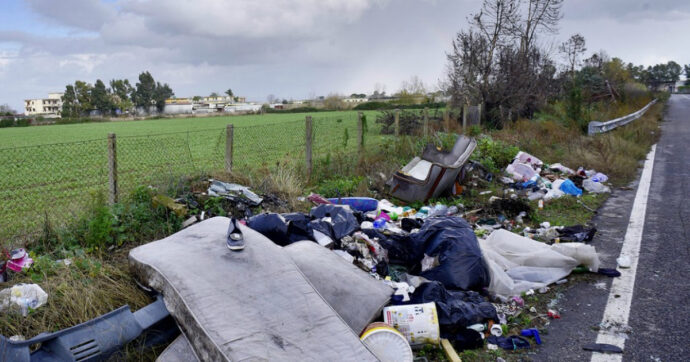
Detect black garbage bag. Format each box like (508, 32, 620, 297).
(410, 217, 490, 290)
(557, 225, 597, 242)
(449, 329, 484, 351)
(283, 213, 314, 244)
(400, 218, 423, 232)
(361, 229, 417, 266)
(410, 281, 497, 333)
(309, 204, 359, 240)
(247, 213, 290, 246)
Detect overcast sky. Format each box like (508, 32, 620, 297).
(1, 0, 688, 111)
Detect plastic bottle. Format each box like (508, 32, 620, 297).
(446, 205, 459, 216)
(373, 219, 387, 229)
(428, 204, 448, 217)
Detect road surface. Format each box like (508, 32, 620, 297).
(531, 94, 690, 361)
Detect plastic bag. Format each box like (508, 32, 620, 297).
(479, 229, 600, 297)
(309, 204, 359, 240)
(411, 217, 490, 291)
(0, 284, 48, 316)
(506, 162, 537, 182)
(409, 281, 497, 333)
(247, 213, 290, 245)
(583, 179, 611, 193)
(559, 179, 582, 196)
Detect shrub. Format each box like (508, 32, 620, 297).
(472, 136, 519, 173)
(0, 118, 14, 128)
(315, 176, 364, 198)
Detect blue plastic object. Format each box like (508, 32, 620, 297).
(327, 197, 378, 212)
(520, 328, 541, 345)
(0, 295, 171, 361)
(559, 179, 583, 196)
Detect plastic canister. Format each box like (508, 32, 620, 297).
(383, 302, 440, 346)
(360, 322, 413, 362)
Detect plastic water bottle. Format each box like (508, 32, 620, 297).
(446, 205, 459, 215)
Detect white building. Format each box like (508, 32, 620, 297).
(343, 97, 368, 104)
(25, 92, 63, 117)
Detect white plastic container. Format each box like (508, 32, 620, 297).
(383, 302, 440, 345)
(360, 322, 413, 362)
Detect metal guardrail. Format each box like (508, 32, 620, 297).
(587, 99, 658, 135)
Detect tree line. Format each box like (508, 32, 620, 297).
(61, 71, 174, 118)
(446, 0, 689, 128)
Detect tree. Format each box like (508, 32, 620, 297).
(516, 0, 564, 55)
(209, 92, 219, 98)
(61, 84, 78, 118)
(74, 81, 93, 115)
(685, 64, 690, 85)
(225, 89, 234, 98)
(559, 34, 586, 77)
(134, 71, 156, 109)
(281, 99, 288, 105)
(91, 79, 112, 115)
(192, 96, 202, 102)
(154, 82, 174, 112)
(267, 94, 276, 104)
(323, 94, 345, 110)
(0, 104, 15, 116)
(110, 79, 134, 113)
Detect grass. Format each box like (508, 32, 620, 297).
(0, 110, 388, 245)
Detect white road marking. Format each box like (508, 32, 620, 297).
(591, 144, 657, 362)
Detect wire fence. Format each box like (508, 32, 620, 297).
(0, 112, 384, 244)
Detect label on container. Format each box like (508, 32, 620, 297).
(383, 302, 440, 345)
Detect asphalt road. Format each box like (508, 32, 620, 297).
(530, 94, 690, 361)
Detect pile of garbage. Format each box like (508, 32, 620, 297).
(244, 190, 610, 356)
(502, 151, 611, 202)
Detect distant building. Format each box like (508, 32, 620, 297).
(343, 97, 368, 104)
(24, 92, 63, 117)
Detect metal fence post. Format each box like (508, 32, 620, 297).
(107, 133, 118, 204)
(225, 124, 234, 172)
(305, 116, 313, 179)
(423, 107, 429, 138)
(357, 112, 363, 153)
(394, 109, 400, 137)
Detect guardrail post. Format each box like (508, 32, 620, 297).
(357, 112, 363, 153)
(225, 124, 234, 172)
(306, 116, 313, 179)
(423, 107, 429, 138)
(107, 133, 118, 204)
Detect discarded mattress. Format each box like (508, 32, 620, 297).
(388, 135, 476, 203)
(129, 217, 377, 361)
(284, 241, 394, 334)
(479, 229, 600, 298)
(157, 240, 394, 361)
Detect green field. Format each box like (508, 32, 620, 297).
(0, 110, 387, 243)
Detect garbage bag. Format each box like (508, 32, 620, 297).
(281, 213, 314, 244)
(583, 179, 611, 193)
(410, 281, 497, 333)
(247, 213, 290, 246)
(557, 225, 596, 242)
(479, 229, 601, 298)
(0, 283, 48, 315)
(410, 217, 490, 291)
(309, 204, 359, 240)
(559, 179, 583, 196)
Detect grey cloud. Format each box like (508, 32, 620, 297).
(24, 0, 115, 31)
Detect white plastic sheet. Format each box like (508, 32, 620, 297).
(479, 229, 600, 298)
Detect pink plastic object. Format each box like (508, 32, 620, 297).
(511, 296, 524, 306)
(307, 193, 332, 205)
(7, 248, 33, 272)
(375, 211, 391, 222)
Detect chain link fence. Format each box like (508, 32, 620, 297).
(0, 113, 381, 244)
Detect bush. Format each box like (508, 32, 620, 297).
(15, 118, 31, 127)
(354, 101, 446, 111)
(263, 106, 321, 113)
(472, 136, 519, 173)
(0, 118, 14, 128)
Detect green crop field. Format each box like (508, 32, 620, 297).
(0, 110, 389, 243)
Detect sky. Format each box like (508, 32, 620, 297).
(0, 0, 689, 111)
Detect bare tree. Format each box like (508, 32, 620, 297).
(266, 94, 276, 104)
(559, 34, 587, 77)
(515, 0, 564, 55)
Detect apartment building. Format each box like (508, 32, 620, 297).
(25, 92, 64, 117)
